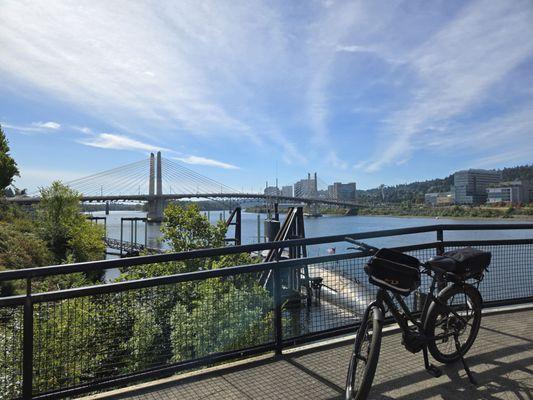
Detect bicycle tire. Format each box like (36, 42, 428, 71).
(345, 305, 383, 400)
(426, 284, 482, 364)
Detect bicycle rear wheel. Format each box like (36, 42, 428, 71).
(345, 305, 383, 400)
(426, 284, 482, 363)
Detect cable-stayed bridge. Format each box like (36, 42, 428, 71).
(9, 152, 362, 220)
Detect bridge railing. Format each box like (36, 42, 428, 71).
(0, 224, 532, 399)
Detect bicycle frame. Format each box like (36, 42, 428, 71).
(372, 269, 473, 344)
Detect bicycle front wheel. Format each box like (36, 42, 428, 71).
(426, 284, 482, 364)
(345, 305, 383, 400)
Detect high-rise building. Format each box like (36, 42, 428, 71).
(453, 169, 501, 204)
(294, 172, 317, 198)
(281, 185, 293, 197)
(327, 182, 357, 202)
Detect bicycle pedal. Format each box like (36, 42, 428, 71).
(426, 365, 442, 378)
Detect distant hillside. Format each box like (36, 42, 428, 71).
(358, 164, 533, 204)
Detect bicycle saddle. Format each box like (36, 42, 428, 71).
(427, 255, 457, 272)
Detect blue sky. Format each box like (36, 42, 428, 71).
(1, 0, 532, 193)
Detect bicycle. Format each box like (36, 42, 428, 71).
(344, 238, 491, 400)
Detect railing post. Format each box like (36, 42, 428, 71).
(273, 262, 283, 356)
(120, 218, 124, 257)
(436, 228, 444, 255)
(22, 278, 33, 399)
(235, 207, 241, 246)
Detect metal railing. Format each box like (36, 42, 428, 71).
(0, 224, 532, 399)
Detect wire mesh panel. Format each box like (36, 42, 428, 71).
(31, 272, 274, 396)
(282, 256, 372, 339)
(282, 247, 440, 340)
(0, 305, 23, 400)
(444, 243, 533, 304)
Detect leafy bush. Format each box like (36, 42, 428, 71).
(170, 279, 272, 361)
(37, 181, 104, 264)
(0, 222, 53, 295)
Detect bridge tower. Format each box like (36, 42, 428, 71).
(147, 151, 165, 221)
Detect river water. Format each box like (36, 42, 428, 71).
(92, 210, 532, 301)
(91, 210, 532, 257)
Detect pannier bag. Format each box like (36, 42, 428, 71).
(443, 247, 491, 279)
(365, 248, 421, 296)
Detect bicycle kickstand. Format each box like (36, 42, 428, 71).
(453, 334, 477, 385)
(422, 346, 442, 378)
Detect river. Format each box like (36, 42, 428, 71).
(92, 210, 532, 298)
(91, 210, 532, 257)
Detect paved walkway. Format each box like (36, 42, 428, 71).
(90, 307, 533, 400)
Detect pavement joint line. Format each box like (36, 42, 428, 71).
(78, 302, 532, 399)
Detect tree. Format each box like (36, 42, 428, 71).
(161, 203, 227, 252)
(0, 125, 19, 192)
(37, 181, 105, 264)
(120, 203, 271, 371)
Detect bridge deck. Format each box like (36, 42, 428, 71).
(84, 306, 533, 400)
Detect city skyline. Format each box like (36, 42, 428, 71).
(1, 1, 532, 193)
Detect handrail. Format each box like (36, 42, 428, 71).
(2, 237, 532, 307)
(2, 228, 532, 400)
(0, 223, 532, 282)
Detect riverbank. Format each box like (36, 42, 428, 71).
(357, 204, 533, 219)
(245, 204, 533, 219)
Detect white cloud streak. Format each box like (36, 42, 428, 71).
(78, 133, 166, 152)
(2, 121, 61, 133)
(173, 156, 239, 170)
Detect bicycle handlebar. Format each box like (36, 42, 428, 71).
(344, 237, 379, 253)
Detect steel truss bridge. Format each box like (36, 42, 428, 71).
(9, 152, 362, 219)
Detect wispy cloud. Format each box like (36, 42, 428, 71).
(173, 156, 239, 170)
(78, 133, 166, 152)
(71, 126, 92, 134)
(0, 2, 289, 144)
(1, 1, 532, 184)
(34, 121, 60, 129)
(3, 121, 61, 133)
(363, 0, 533, 172)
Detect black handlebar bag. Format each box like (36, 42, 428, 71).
(365, 248, 421, 296)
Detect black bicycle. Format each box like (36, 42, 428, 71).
(344, 238, 491, 400)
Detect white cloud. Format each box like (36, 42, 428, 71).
(33, 121, 60, 129)
(173, 156, 239, 170)
(79, 133, 166, 152)
(3, 121, 61, 133)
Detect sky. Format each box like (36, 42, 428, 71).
(1, 0, 532, 193)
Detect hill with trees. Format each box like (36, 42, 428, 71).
(358, 164, 533, 205)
